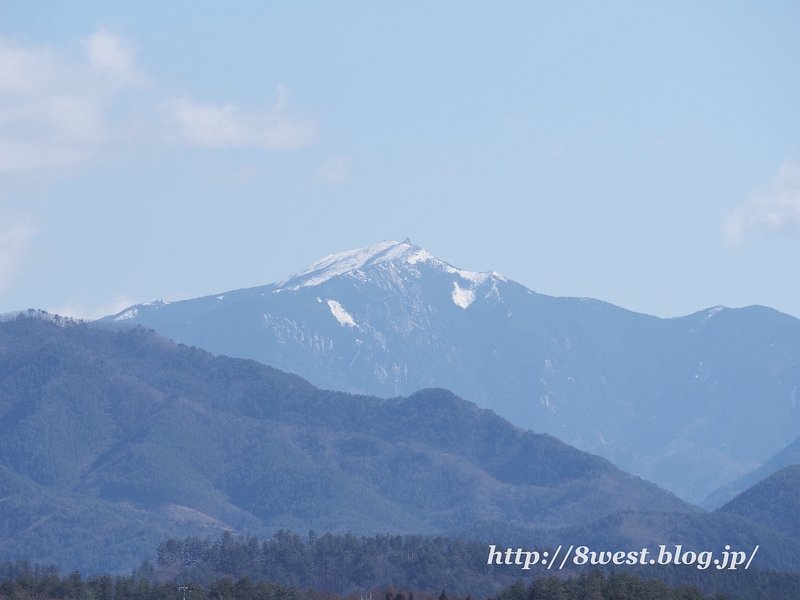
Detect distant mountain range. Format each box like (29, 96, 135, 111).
(2, 315, 800, 576)
(102, 240, 800, 505)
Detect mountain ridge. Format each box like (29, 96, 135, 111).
(0, 315, 700, 572)
(101, 241, 800, 505)
(703, 432, 800, 508)
(716, 464, 800, 541)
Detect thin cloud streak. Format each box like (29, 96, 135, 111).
(312, 155, 354, 186)
(164, 84, 316, 150)
(0, 39, 104, 171)
(52, 292, 139, 321)
(82, 27, 142, 83)
(723, 160, 800, 245)
(0, 29, 316, 174)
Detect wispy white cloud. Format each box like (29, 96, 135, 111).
(312, 155, 354, 185)
(0, 28, 153, 173)
(0, 219, 37, 292)
(53, 292, 139, 321)
(723, 160, 800, 245)
(165, 84, 316, 150)
(83, 27, 141, 83)
(207, 165, 261, 186)
(0, 28, 316, 174)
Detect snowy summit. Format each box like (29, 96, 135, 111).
(277, 239, 506, 310)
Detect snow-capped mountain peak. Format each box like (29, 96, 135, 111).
(276, 240, 413, 289)
(276, 239, 505, 292)
(97, 241, 800, 506)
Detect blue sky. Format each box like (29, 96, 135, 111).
(1, 2, 799, 319)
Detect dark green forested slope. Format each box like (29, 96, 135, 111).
(5, 560, 766, 600)
(0, 315, 690, 572)
(148, 531, 800, 599)
(703, 434, 800, 509)
(0, 463, 226, 575)
(2, 314, 800, 583)
(4, 530, 792, 600)
(716, 464, 800, 541)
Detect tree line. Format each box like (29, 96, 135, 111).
(153, 531, 509, 597)
(0, 558, 726, 600)
(5, 531, 800, 600)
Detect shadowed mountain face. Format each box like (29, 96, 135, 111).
(703, 433, 800, 509)
(716, 464, 800, 542)
(102, 241, 800, 504)
(0, 316, 691, 573)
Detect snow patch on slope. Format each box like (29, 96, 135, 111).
(455, 270, 491, 285)
(701, 306, 724, 324)
(405, 247, 436, 265)
(142, 300, 171, 307)
(327, 299, 356, 327)
(452, 282, 476, 309)
(114, 308, 138, 321)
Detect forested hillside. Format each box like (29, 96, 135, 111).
(3, 313, 800, 586)
(703, 436, 800, 508)
(717, 465, 800, 541)
(0, 315, 689, 572)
